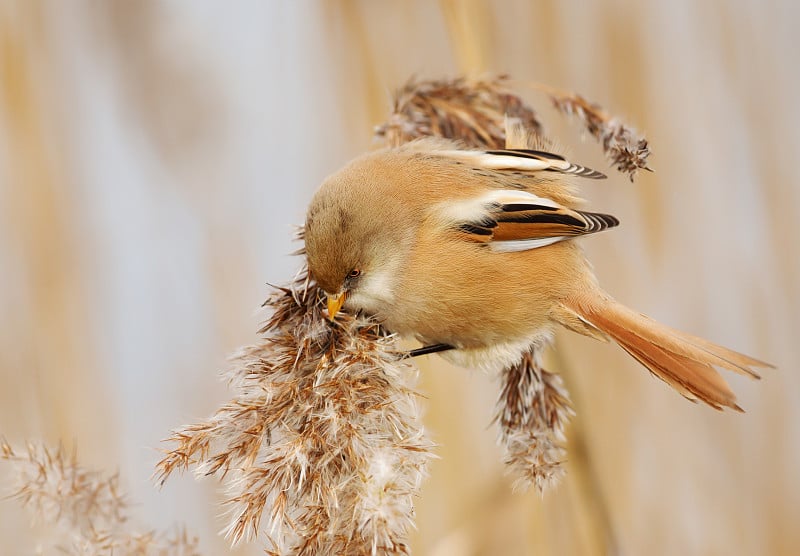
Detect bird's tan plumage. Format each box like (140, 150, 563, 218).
(558, 292, 769, 411)
(304, 134, 770, 411)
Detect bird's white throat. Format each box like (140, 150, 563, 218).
(345, 265, 398, 316)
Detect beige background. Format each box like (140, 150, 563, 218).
(1, 1, 798, 554)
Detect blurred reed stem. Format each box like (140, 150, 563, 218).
(439, 0, 492, 74)
(549, 349, 620, 556)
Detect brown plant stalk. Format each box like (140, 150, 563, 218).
(547, 89, 652, 181)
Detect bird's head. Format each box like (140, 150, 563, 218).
(305, 162, 411, 321)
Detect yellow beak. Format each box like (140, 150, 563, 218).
(326, 292, 346, 321)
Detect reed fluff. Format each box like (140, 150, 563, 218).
(0, 439, 199, 555)
(494, 350, 575, 493)
(376, 75, 652, 182)
(156, 272, 432, 555)
(550, 92, 651, 181)
(374, 75, 545, 149)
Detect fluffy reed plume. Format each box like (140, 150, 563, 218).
(0, 438, 199, 555)
(376, 75, 652, 182)
(374, 75, 544, 149)
(156, 272, 432, 555)
(550, 91, 652, 181)
(494, 350, 575, 493)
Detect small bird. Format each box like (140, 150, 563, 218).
(304, 133, 770, 411)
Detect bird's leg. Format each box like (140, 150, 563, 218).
(404, 343, 455, 358)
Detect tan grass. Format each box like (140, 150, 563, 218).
(0, 439, 200, 555)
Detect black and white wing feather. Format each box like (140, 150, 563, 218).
(443, 190, 619, 252)
(439, 148, 607, 179)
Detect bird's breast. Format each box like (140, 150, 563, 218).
(385, 230, 590, 352)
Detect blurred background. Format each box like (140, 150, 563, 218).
(1, 1, 798, 554)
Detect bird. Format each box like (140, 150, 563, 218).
(304, 132, 770, 411)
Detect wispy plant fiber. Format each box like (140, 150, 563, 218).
(156, 274, 432, 555)
(0, 439, 199, 555)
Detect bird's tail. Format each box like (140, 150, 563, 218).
(554, 291, 771, 411)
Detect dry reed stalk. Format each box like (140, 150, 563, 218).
(547, 90, 652, 181)
(156, 272, 432, 555)
(0, 438, 200, 555)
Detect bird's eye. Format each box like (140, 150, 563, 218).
(348, 269, 361, 279)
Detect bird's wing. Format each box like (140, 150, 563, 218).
(436, 148, 607, 179)
(443, 190, 619, 252)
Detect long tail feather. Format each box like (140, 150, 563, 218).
(558, 292, 771, 411)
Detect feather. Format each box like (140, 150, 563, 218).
(436, 148, 607, 179)
(558, 293, 769, 411)
(551, 304, 609, 343)
(444, 190, 619, 251)
(487, 149, 608, 179)
(491, 237, 566, 252)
